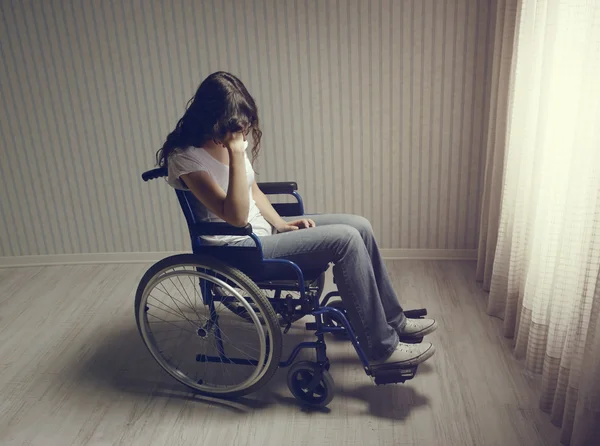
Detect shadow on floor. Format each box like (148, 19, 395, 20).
(340, 384, 430, 420)
(72, 320, 430, 419)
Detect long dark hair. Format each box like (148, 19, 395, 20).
(156, 71, 262, 167)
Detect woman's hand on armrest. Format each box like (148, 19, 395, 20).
(275, 218, 316, 232)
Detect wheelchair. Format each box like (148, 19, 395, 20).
(136, 167, 429, 407)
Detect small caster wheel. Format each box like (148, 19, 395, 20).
(287, 361, 335, 408)
(323, 300, 349, 340)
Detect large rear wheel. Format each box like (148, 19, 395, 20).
(134, 254, 282, 398)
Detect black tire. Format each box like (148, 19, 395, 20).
(287, 361, 335, 408)
(134, 254, 283, 398)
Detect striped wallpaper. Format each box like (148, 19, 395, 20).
(0, 0, 494, 257)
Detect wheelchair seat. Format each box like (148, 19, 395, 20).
(196, 243, 328, 282)
(237, 262, 328, 283)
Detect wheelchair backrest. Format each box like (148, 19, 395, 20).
(141, 167, 205, 249)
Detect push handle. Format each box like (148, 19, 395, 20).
(142, 167, 168, 182)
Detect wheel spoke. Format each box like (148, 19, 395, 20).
(160, 280, 200, 322)
(147, 298, 191, 322)
(212, 329, 260, 364)
(172, 275, 204, 322)
(149, 290, 199, 327)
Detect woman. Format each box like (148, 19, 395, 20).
(158, 71, 437, 367)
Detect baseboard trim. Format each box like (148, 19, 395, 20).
(0, 252, 184, 268)
(381, 249, 477, 260)
(0, 249, 477, 268)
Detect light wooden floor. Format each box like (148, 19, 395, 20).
(0, 261, 562, 446)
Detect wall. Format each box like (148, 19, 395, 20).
(0, 0, 494, 257)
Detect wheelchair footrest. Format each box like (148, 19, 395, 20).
(370, 365, 418, 385)
(404, 308, 427, 319)
(397, 335, 424, 344)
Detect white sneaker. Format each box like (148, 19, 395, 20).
(371, 342, 435, 367)
(397, 318, 438, 338)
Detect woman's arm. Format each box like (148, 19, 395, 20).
(181, 132, 250, 227)
(252, 182, 316, 232)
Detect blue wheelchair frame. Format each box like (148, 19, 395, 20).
(142, 167, 373, 375)
(142, 167, 423, 384)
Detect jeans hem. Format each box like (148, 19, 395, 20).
(370, 332, 399, 362)
(390, 312, 408, 331)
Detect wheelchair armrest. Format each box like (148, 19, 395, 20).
(191, 222, 253, 236)
(257, 182, 298, 195)
(257, 182, 305, 216)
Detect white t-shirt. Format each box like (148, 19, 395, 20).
(166, 144, 273, 245)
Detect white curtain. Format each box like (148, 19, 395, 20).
(480, 1, 600, 445)
(476, 0, 518, 291)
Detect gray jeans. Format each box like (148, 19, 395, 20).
(232, 214, 405, 361)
